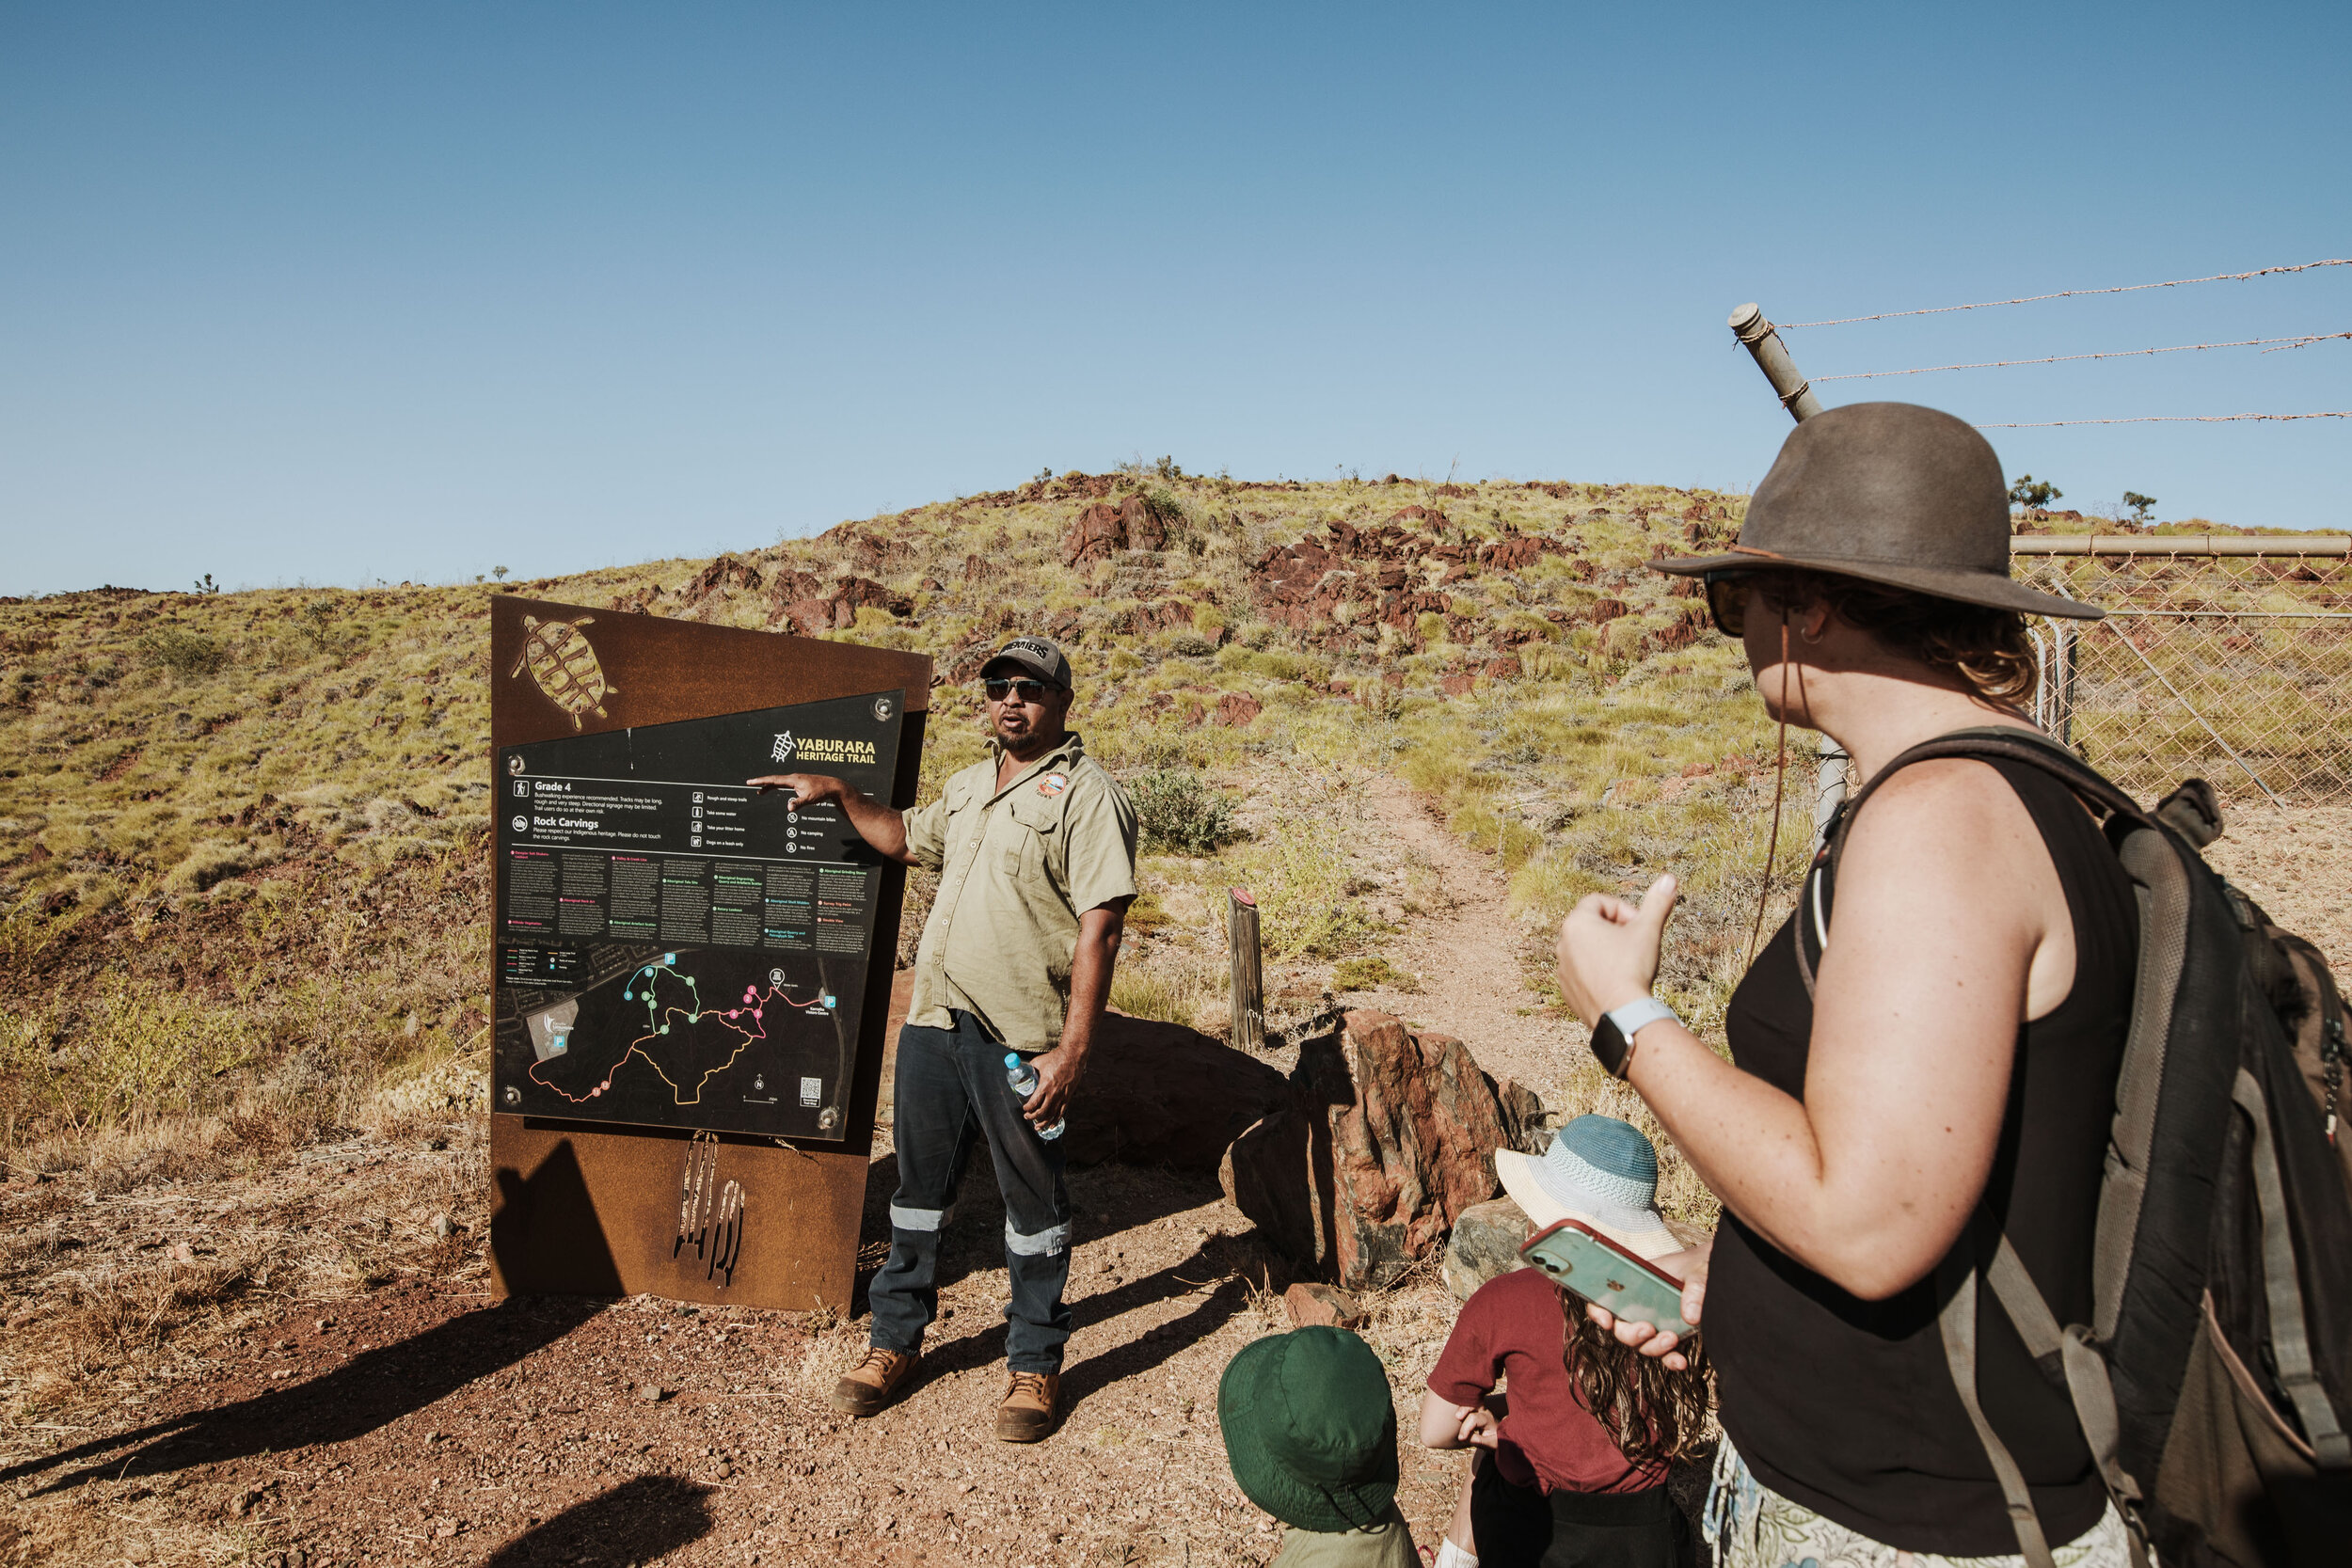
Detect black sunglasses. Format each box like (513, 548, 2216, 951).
(983, 677, 1059, 704)
(1704, 572, 1752, 637)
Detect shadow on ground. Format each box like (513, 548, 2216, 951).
(853, 1151, 1225, 1314)
(908, 1237, 1255, 1420)
(2, 1293, 609, 1497)
(478, 1474, 716, 1566)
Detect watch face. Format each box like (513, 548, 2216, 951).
(1589, 1015, 1630, 1078)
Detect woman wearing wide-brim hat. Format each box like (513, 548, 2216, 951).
(1551, 404, 2140, 1567)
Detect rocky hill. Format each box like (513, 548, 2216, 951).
(0, 464, 1805, 1155)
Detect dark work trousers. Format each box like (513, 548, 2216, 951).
(866, 1010, 1073, 1373)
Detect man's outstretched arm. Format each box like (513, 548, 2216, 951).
(744, 772, 913, 864)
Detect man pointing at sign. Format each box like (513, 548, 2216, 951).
(748, 634, 1138, 1442)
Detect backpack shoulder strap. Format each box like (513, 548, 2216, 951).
(1825, 726, 2148, 882)
(1792, 727, 2147, 999)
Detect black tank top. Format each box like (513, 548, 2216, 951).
(1708, 756, 2137, 1556)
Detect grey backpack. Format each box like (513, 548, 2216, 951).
(1810, 728, 2351, 1567)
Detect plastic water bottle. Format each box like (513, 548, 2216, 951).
(1003, 1053, 1066, 1141)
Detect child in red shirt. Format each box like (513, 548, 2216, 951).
(1420, 1116, 1711, 1568)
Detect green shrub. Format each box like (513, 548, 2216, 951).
(1331, 956, 1418, 992)
(1132, 768, 1239, 855)
(281, 601, 361, 663)
(1143, 486, 1186, 526)
(1233, 804, 1379, 961)
(138, 626, 230, 678)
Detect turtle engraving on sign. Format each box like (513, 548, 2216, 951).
(508, 614, 618, 730)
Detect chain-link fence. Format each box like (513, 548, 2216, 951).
(2012, 537, 2352, 806)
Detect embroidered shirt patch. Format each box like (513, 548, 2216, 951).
(1037, 773, 1069, 798)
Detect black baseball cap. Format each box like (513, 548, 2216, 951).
(980, 636, 1073, 688)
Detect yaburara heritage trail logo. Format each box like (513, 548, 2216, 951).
(509, 615, 618, 731)
(771, 731, 878, 768)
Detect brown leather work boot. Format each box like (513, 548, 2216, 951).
(993, 1370, 1060, 1442)
(831, 1346, 919, 1417)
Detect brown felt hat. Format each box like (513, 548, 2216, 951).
(1652, 402, 2101, 620)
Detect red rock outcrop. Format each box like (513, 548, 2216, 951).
(1219, 1010, 1512, 1291)
(1647, 617, 1699, 655)
(1118, 494, 1168, 552)
(770, 569, 826, 603)
(1061, 494, 1172, 566)
(1213, 692, 1263, 727)
(1125, 599, 1199, 637)
(779, 598, 835, 637)
(1063, 503, 1127, 566)
(683, 554, 764, 600)
(832, 577, 914, 619)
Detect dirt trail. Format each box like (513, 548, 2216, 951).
(1350, 777, 1582, 1100)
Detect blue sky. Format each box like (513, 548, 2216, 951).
(4, 3, 2347, 595)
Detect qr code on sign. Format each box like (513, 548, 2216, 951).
(799, 1076, 822, 1107)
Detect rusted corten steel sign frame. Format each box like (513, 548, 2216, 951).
(486, 594, 930, 1311)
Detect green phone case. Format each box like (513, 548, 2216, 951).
(1520, 1219, 1693, 1339)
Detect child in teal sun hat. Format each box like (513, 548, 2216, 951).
(1420, 1115, 1712, 1568)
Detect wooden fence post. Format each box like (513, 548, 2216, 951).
(1228, 887, 1263, 1051)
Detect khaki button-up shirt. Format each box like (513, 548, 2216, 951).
(902, 732, 1139, 1052)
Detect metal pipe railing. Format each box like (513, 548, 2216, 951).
(2011, 534, 2352, 557)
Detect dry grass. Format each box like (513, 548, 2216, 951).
(0, 1079, 487, 1424)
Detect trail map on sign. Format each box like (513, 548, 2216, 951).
(491, 690, 905, 1140)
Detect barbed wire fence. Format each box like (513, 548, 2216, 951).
(1750, 252, 2352, 425)
(2014, 538, 2352, 808)
(1735, 261, 2352, 809)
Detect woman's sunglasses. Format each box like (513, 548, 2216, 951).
(983, 677, 1059, 705)
(1704, 572, 1753, 637)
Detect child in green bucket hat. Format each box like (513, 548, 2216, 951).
(1218, 1326, 1421, 1566)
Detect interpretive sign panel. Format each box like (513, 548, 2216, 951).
(485, 594, 930, 1311)
(491, 691, 905, 1140)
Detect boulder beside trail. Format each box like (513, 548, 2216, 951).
(1492, 1078, 1551, 1155)
(1219, 1009, 1514, 1291)
(1058, 1014, 1289, 1171)
(1442, 1196, 1534, 1301)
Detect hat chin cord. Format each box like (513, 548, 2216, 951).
(1746, 619, 1802, 968)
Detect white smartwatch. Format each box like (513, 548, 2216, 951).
(1591, 995, 1680, 1079)
(1607, 996, 1679, 1040)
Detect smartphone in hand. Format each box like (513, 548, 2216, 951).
(1519, 1218, 1694, 1340)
